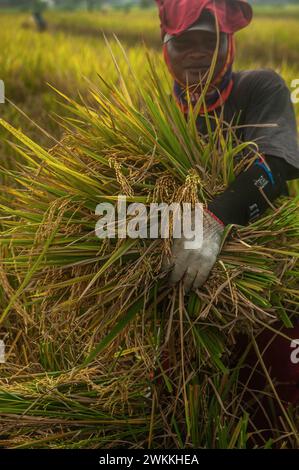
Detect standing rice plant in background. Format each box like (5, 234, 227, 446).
(0, 40, 298, 449)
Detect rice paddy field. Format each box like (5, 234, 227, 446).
(0, 5, 299, 449)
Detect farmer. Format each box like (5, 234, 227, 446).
(156, 0, 299, 439)
(32, 0, 47, 32)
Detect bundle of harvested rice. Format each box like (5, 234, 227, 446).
(0, 44, 298, 448)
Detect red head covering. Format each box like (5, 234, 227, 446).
(156, 0, 253, 114)
(155, 0, 253, 40)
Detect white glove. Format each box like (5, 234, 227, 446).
(163, 208, 225, 292)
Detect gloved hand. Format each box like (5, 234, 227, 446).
(162, 208, 225, 292)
